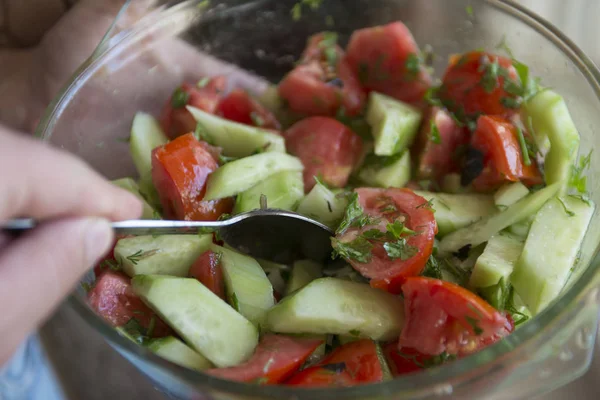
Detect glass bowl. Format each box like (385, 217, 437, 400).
(36, 0, 600, 399)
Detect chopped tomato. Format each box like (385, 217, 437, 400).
(286, 339, 386, 387)
(207, 334, 323, 384)
(470, 115, 543, 191)
(285, 117, 363, 191)
(439, 51, 520, 121)
(188, 250, 225, 300)
(345, 22, 431, 106)
(160, 76, 226, 139)
(413, 106, 469, 181)
(217, 89, 281, 129)
(336, 188, 437, 294)
(93, 234, 133, 278)
(278, 33, 365, 117)
(88, 271, 172, 337)
(151, 133, 233, 221)
(399, 277, 514, 356)
(383, 343, 426, 376)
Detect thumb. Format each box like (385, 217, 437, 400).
(0, 217, 114, 365)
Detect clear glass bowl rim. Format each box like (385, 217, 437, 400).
(35, 0, 600, 398)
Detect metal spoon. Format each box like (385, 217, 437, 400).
(2, 209, 335, 264)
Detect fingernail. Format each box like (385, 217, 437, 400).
(84, 218, 114, 266)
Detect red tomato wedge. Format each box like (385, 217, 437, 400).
(399, 277, 514, 356)
(217, 89, 281, 129)
(151, 133, 233, 221)
(160, 76, 226, 139)
(383, 343, 426, 376)
(206, 334, 323, 384)
(286, 339, 387, 387)
(413, 106, 469, 181)
(278, 33, 365, 117)
(470, 115, 543, 191)
(188, 250, 225, 300)
(285, 117, 363, 191)
(439, 52, 520, 120)
(336, 188, 437, 294)
(345, 22, 431, 106)
(88, 271, 171, 337)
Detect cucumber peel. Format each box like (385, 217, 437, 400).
(148, 336, 214, 371)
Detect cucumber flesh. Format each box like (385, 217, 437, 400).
(505, 215, 534, 238)
(148, 336, 213, 371)
(204, 152, 303, 200)
(112, 178, 158, 220)
(187, 106, 285, 157)
(138, 172, 162, 210)
(413, 191, 497, 236)
(286, 260, 322, 295)
(115, 235, 212, 277)
(256, 259, 291, 296)
(511, 196, 594, 314)
(129, 112, 169, 178)
(439, 182, 561, 253)
(366, 92, 422, 156)
(234, 170, 304, 214)
(494, 182, 529, 209)
(210, 244, 274, 326)
(266, 278, 404, 341)
(132, 275, 258, 367)
(469, 233, 524, 288)
(296, 182, 348, 229)
(358, 151, 411, 188)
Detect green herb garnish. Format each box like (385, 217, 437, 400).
(465, 316, 483, 335)
(383, 238, 418, 261)
(349, 329, 361, 337)
(331, 236, 373, 263)
(197, 77, 210, 88)
(250, 111, 265, 127)
(336, 192, 379, 234)
(430, 120, 442, 144)
(171, 87, 190, 108)
(479, 59, 500, 93)
(514, 125, 532, 166)
(422, 256, 442, 280)
(465, 5, 474, 17)
(570, 150, 592, 194)
(126, 249, 158, 265)
(405, 53, 421, 79)
(557, 197, 575, 217)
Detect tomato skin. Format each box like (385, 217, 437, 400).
(399, 277, 513, 356)
(383, 343, 426, 376)
(338, 188, 437, 294)
(188, 250, 225, 300)
(160, 77, 226, 139)
(217, 89, 281, 129)
(286, 340, 386, 387)
(152, 133, 233, 221)
(88, 271, 172, 337)
(207, 334, 323, 384)
(439, 52, 519, 120)
(345, 22, 431, 106)
(470, 115, 543, 191)
(285, 117, 363, 191)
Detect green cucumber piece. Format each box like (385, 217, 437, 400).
(413, 191, 497, 236)
(204, 152, 303, 200)
(469, 233, 524, 288)
(521, 90, 580, 190)
(187, 106, 285, 157)
(234, 170, 304, 214)
(115, 235, 212, 277)
(256, 259, 291, 295)
(132, 275, 258, 367)
(366, 92, 422, 156)
(255, 86, 302, 128)
(129, 112, 169, 178)
(210, 244, 274, 325)
(286, 260, 322, 295)
(266, 278, 404, 341)
(376, 342, 393, 381)
(112, 178, 158, 220)
(511, 196, 594, 314)
(439, 182, 561, 253)
(148, 336, 213, 371)
(138, 172, 162, 210)
(494, 182, 530, 209)
(505, 215, 534, 238)
(296, 182, 348, 229)
(358, 151, 411, 188)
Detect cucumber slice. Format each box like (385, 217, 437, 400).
(413, 191, 497, 236)
(376, 342, 393, 381)
(132, 275, 258, 367)
(511, 196, 594, 314)
(147, 336, 213, 371)
(234, 170, 304, 214)
(358, 151, 411, 188)
(112, 178, 158, 220)
(494, 182, 529, 209)
(505, 215, 534, 238)
(286, 260, 322, 295)
(469, 233, 524, 288)
(256, 259, 291, 295)
(138, 172, 162, 210)
(366, 92, 422, 156)
(204, 152, 303, 200)
(115, 235, 212, 277)
(266, 278, 404, 341)
(255, 85, 301, 128)
(296, 182, 348, 229)
(129, 112, 169, 178)
(521, 90, 580, 190)
(210, 244, 274, 326)
(187, 106, 285, 157)
(439, 182, 561, 253)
